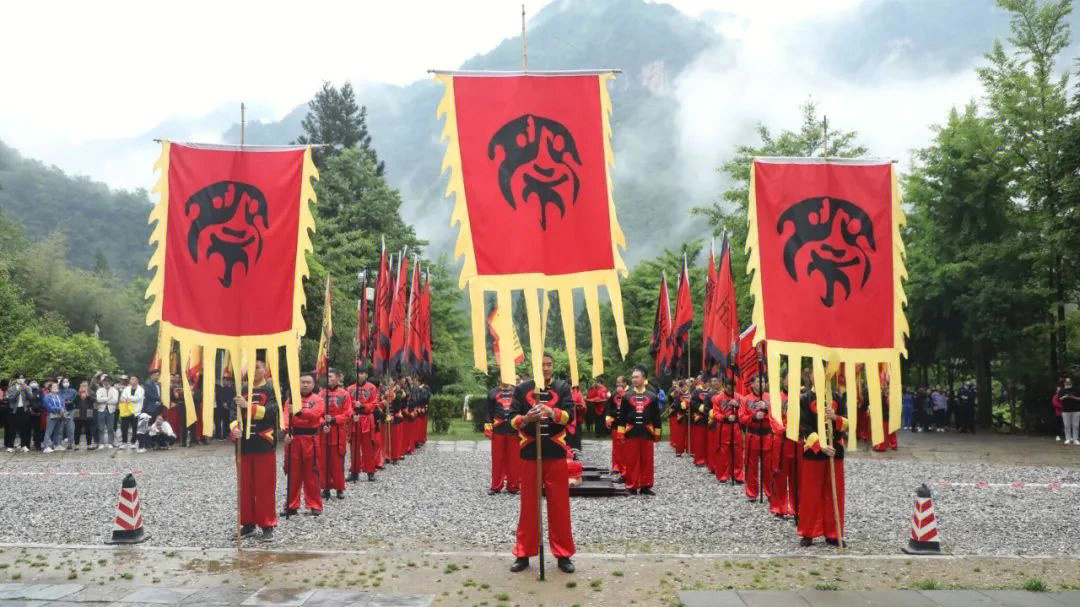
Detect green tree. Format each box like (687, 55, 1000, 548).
(295, 82, 384, 174)
(905, 103, 1046, 426)
(0, 328, 117, 379)
(977, 0, 1077, 380)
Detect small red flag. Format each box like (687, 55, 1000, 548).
(650, 272, 674, 377)
(372, 242, 392, 377)
(388, 252, 410, 376)
(671, 255, 694, 373)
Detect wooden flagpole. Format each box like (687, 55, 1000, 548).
(234, 103, 246, 554)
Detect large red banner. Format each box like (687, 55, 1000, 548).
(752, 161, 894, 349)
(161, 144, 304, 336)
(452, 75, 614, 276)
(437, 72, 629, 386)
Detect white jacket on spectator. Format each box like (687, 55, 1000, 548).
(95, 386, 119, 413)
(119, 385, 144, 417)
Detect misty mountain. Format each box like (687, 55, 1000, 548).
(224, 0, 1067, 266)
(0, 139, 151, 279)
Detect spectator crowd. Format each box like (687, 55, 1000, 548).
(3, 369, 239, 454)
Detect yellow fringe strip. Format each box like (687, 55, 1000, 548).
(524, 288, 545, 389)
(435, 73, 630, 387)
(145, 142, 318, 440)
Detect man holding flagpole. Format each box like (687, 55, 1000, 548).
(230, 357, 279, 541)
(509, 352, 575, 574)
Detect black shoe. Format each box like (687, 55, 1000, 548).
(310, 509, 322, 516)
(627, 488, 638, 495)
(509, 557, 529, 573)
(391, 460, 398, 465)
(675, 452, 682, 457)
(336, 490, 345, 499)
(825, 538, 847, 548)
(236, 524, 257, 539)
(507, 489, 519, 495)
(799, 537, 813, 547)
(280, 508, 298, 517)
(321, 490, 330, 499)
(367, 473, 375, 482)
(348, 473, 359, 482)
(259, 527, 274, 542)
(557, 557, 574, 573)
(640, 488, 655, 496)
(488, 488, 502, 495)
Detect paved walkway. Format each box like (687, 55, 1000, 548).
(679, 589, 1080, 606)
(0, 583, 430, 606)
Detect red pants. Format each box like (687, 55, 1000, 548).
(491, 433, 521, 492)
(318, 437, 346, 491)
(514, 457, 575, 559)
(770, 446, 797, 516)
(390, 423, 405, 461)
(873, 420, 898, 451)
(374, 427, 385, 468)
(690, 425, 708, 466)
(350, 427, 378, 475)
(285, 439, 322, 511)
(238, 451, 277, 528)
(405, 419, 416, 454)
(743, 434, 771, 500)
(610, 431, 624, 473)
(716, 423, 744, 482)
(622, 437, 655, 490)
(669, 418, 688, 454)
(797, 455, 845, 541)
(856, 409, 871, 442)
(706, 425, 719, 472)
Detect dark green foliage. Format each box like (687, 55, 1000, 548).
(295, 82, 384, 175)
(427, 394, 460, 434)
(0, 328, 117, 380)
(0, 139, 151, 279)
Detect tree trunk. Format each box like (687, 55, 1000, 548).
(975, 341, 993, 428)
(1050, 266, 1060, 382)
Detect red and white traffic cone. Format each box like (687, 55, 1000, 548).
(902, 483, 942, 554)
(106, 473, 149, 544)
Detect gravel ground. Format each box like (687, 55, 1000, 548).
(0, 440, 1078, 556)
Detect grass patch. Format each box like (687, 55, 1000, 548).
(813, 583, 839, 591)
(1022, 578, 1047, 592)
(612, 570, 624, 577)
(119, 572, 134, 580)
(429, 418, 484, 441)
(914, 579, 941, 590)
(566, 581, 577, 588)
(444, 563, 460, 574)
(590, 579, 602, 588)
(495, 592, 510, 601)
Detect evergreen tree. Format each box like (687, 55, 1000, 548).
(295, 82, 385, 175)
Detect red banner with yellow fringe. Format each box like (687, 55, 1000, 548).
(435, 72, 629, 387)
(747, 159, 907, 447)
(146, 142, 317, 436)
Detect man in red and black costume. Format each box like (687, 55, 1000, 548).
(509, 352, 576, 575)
(485, 381, 520, 495)
(347, 367, 379, 482)
(319, 368, 353, 500)
(566, 385, 586, 453)
(605, 376, 627, 478)
(667, 379, 689, 456)
(618, 366, 662, 495)
(386, 379, 407, 463)
(768, 383, 798, 517)
(739, 376, 771, 500)
(688, 376, 711, 467)
(282, 371, 324, 516)
(585, 380, 610, 438)
(798, 382, 847, 547)
(230, 358, 279, 541)
(712, 377, 743, 482)
(873, 380, 897, 452)
(704, 376, 723, 474)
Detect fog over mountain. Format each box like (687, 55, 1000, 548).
(5, 0, 1077, 273)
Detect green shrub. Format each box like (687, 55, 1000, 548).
(1022, 578, 1047, 592)
(428, 394, 460, 434)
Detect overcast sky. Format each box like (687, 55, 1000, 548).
(1, 1, 863, 146)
